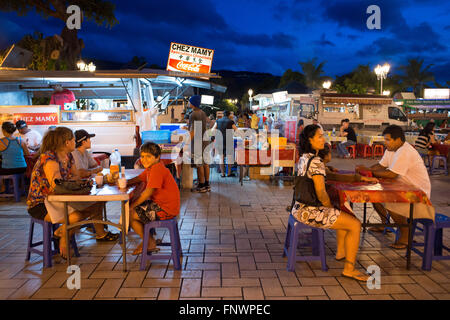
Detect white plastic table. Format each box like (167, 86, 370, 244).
(47, 169, 143, 271)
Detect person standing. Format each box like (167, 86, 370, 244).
(15, 120, 42, 153)
(337, 119, 357, 158)
(213, 110, 238, 177)
(249, 110, 259, 132)
(188, 95, 210, 193)
(71, 130, 103, 178)
(50, 84, 76, 110)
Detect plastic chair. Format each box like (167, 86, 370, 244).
(140, 218, 182, 270)
(0, 173, 26, 202)
(283, 214, 328, 272)
(346, 145, 356, 159)
(26, 217, 80, 268)
(373, 144, 384, 158)
(430, 155, 448, 175)
(411, 213, 450, 271)
(357, 144, 373, 158)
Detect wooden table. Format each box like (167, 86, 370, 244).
(327, 178, 433, 269)
(47, 169, 143, 272)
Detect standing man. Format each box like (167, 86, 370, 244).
(249, 110, 259, 132)
(50, 84, 76, 110)
(213, 110, 238, 177)
(188, 95, 210, 193)
(15, 120, 42, 152)
(337, 119, 357, 158)
(72, 129, 103, 178)
(357, 125, 434, 249)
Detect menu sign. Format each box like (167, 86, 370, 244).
(167, 42, 214, 74)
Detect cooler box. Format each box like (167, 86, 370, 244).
(141, 130, 171, 144)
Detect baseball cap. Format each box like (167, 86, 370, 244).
(75, 129, 95, 144)
(189, 95, 201, 108)
(16, 120, 27, 129)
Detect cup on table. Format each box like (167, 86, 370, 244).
(118, 177, 127, 189)
(95, 175, 104, 187)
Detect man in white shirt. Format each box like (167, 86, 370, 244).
(72, 129, 103, 178)
(15, 120, 42, 152)
(358, 125, 434, 249)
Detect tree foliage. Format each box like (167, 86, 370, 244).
(299, 58, 327, 89)
(399, 58, 435, 98)
(278, 69, 305, 88)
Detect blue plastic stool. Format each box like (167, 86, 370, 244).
(411, 213, 450, 271)
(430, 155, 448, 175)
(0, 174, 26, 202)
(283, 214, 328, 272)
(140, 218, 182, 270)
(26, 217, 80, 268)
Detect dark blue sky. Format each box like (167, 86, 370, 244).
(1, 0, 449, 82)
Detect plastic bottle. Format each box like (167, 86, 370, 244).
(332, 127, 336, 136)
(110, 149, 121, 178)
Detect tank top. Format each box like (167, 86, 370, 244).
(0, 137, 27, 169)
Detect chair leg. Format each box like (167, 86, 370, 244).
(170, 225, 181, 270)
(42, 222, 53, 268)
(26, 220, 34, 261)
(317, 230, 328, 271)
(13, 174, 21, 202)
(140, 224, 150, 270)
(422, 224, 435, 271)
(283, 222, 292, 258)
(312, 228, 320, 256)
(286, 222, 299, 272)
(434, 228, 443, 256)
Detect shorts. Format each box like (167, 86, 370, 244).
(291, 201, 341, 229)
(28, 203, 48, 221)
(135, 200, 163, 224)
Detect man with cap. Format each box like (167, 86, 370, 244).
(72, 129, 103, 178)
(188, 95, 211, 193)
(15, 120, 42, 152)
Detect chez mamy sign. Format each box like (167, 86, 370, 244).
(166, 42, 214, 74)
(0, 112, 58, 125)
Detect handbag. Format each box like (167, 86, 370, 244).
(53, 178, 93, 195)
(291, 156, 323, 207)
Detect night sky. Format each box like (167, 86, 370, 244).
(0, 0, 449, 82)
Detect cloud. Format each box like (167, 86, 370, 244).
(312, 33, 335, 47)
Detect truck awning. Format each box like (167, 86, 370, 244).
(322, 93, 392, 105)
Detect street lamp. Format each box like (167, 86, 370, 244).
(322, 80, 332, 90)
(374, 63, 390, 94)
(77, 60, 96, 72)
(248, 89, 253, 109)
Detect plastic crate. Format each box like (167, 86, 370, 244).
(141, 130, 171, 144)
(159, 123, 184, 132)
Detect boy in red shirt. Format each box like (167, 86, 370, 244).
(127, 142, 180, 255)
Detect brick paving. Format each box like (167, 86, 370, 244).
(0, 158, 448, 300)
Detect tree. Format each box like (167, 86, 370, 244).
(278, 69, 305, 88)
(299, 58, 327, 89)
(126, 56, 147, 70)
(0, 0, 118, 69)
(399, 58, 434, 98)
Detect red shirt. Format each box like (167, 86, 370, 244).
(138, 161, 180, 219)
(50, 89, 76, 110)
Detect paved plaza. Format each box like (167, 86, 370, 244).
(0, 157, 449, 300)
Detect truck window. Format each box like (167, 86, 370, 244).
(388, 107, 407, 122)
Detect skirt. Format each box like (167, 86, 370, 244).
(291, 201, 341, 229)
(44, 198, 97, 224)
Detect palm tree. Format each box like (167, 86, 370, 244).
(299, 58, 327, 89)
(399, 59, 435, 98)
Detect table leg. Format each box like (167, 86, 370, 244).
(363, 203, 367, 233)
(121, 200, 127, 272)
(64, 202, 71, 267)
(240, 165, 243, 186)
(406, 203, 413, 270)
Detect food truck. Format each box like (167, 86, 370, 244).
(254, 91, 410, 134)
(0, 69, 226, 166)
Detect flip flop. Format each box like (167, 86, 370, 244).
(132, 246, 161, 256)
(341, 271, 370, 282)
(335, 256, 345, 261)
(389, 243, 407, 250)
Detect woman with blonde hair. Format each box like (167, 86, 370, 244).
(27, 127, 118, 259)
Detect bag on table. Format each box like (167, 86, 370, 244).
(53, 178, 93, 195)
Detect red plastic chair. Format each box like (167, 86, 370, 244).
(357, 143, 372, 158)
(373, 144, 384, 158)
(346, 145, 356, 159)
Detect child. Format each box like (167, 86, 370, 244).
(127, 142, 180, 255)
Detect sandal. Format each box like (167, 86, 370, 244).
(389, 242, 407, 250)
(341, 260, 369, 282)
(96, 231, 120, 242)
(132, 246, 161, 256)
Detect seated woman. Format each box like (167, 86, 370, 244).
(0, 121, 29, 193)
(292, 125, 369, 281)
(27, 126, 118, 259)
(415, 122, 438, 163)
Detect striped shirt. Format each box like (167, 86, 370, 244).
(415, 134, 431, 150)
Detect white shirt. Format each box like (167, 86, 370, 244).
(19, 130, 42, 151)
(379, 142, 431, 198)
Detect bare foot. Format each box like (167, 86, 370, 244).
(342, 269, 369, 282)
(58, 236, 68, 260)
(132, 242, 143, 256)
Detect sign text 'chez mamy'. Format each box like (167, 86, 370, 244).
(0, 113, 59, 125)
(166, 42, 214, 74)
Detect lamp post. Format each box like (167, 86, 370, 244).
(374, 63, 390, 95)
(322, 80, 332, 91)
(248, 89, 253, 110)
